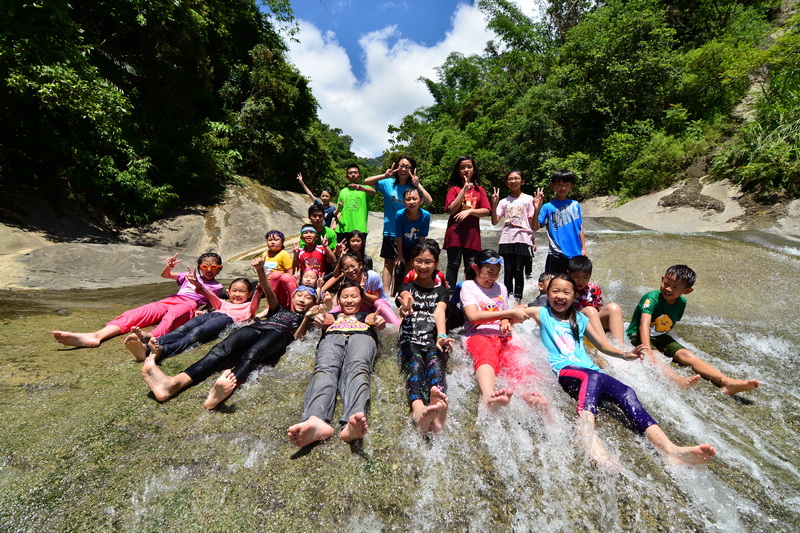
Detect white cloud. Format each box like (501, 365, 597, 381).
(286, 4, 496, 158)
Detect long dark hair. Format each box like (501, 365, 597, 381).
(394, 155, 417, 184)
(549, 274, 581, 341)
(447, 156, 479, 188)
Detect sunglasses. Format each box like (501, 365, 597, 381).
(198, 264, 222, 272)
(479, 257, 504, 266)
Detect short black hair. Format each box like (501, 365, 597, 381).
(665, 265, 696, 287)
(567, 255, 592, 274)
(346, 163, 360, 172)
(538, 271, 556, 283)
(551, 169, 576, 184)
(308, 204, 325, 217)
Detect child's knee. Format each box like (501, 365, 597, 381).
(581, 307, 599, 318)
(671, 348, 696, 364)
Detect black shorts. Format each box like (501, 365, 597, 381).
(380, 235, 398, 259)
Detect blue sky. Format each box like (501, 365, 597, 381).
(282, 1, 498, 158)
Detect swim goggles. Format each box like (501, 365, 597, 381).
(479, 257, 504, 266)
(301, 226, 318, 234)
(294, 285, 318, 299)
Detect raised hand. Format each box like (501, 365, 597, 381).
(533, 187, 545, 210)
(398, 296, 414, 318)
(186, 268, 202, 290)
(410, 168, 420, 187)
(296, 172, 304, 183)
(165, 253, 182, 269)
(385, 162, 398, 178)
(491, 187, 500, 205)
(251, 256, 265, 269)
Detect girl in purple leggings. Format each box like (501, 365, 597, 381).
(526, 274, 717, 469)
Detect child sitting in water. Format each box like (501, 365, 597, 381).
(627, 265, 760, 395)
(288, 279, 386, 446)
(526, 274, 717, 468)
(460, 249, 550, 413)
(53, 252, 225, 348)
(140, 256, 317, 409)
(567, 256, 625, 343)
(124, 266, 262, 362)
(261, 230, 298, 309)
(395, 239, 453, 433)
(528, 272, 556, 308)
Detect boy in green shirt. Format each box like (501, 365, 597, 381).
(335, 163, 375, 243)
(627, 265, 760, 395)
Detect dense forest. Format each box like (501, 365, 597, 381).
(1, 0, 797, 226)
(383, 0, 799, 207)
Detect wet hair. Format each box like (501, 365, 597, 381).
(665, 264, 696, 288)
(551, 169, 576, 184)
(308, 204, 325, 217)
(448, 156, 479, 188)
(265, 230, 284, 243)
(403, 185, 422, 201)
(567, 255, 592, 275)
(336, 277, 366, 300)
(468, 249, 502, 280)
(549, 274, 581, 341)
(539, 271, 556, 283)
(346, 163, 360, 172)
(229, 277, 254, 296)
(197, 252, 222, 266)
(410, 238, 440, 262)
(506, 169, 523, 180)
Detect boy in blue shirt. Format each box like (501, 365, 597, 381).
(533, 170, 586, 274)
(627, 264, 760, 395)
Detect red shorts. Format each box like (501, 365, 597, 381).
(466, 335, 541, 387)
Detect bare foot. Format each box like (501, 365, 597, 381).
(148, 337, 164, 360)
(721, 379, 760, 395)
(486, 387, 513, 411)
(340, 412, 368, 442)
(204, 370, 237, 409)
(521, 390, 555, 423)
(141, 354, 181, 401)
(678, 374, 702, 390)
(429, 387, 449, 433)
(52, 331, 101, 348)
(413, 402, 442, 434)
(587, 433, 621, 470)
(664, 443, 717, 466)
(130, 326, 148, 344)
(124, 334, 148, 362)
(288, 416, 334, 447)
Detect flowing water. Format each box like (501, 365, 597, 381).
(0, 216, 798, 531)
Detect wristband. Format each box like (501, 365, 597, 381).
(437, 334, 448, 339)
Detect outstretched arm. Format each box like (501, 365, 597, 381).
(464, 304, 529, 325)
(584, 320, 644, 361)
(252, 257, 278, 310)
(297, 173, 318, 204)
(160, 253, 183, 280)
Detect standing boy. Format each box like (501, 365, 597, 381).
(297, 173, 336, 227)
(533, 169, 586, 274)
(335, 164, 375, 243)
(627, 264, 760, 395)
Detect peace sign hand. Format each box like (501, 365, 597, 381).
(165, 253, 183, 269)
(491, 187, 500, 205)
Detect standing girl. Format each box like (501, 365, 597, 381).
(443, 156, 491, 290)
(395, 239, 452, 433)
(288, 279, 386, 447)
(525, 274, 717, 468)
(364, 155, 433, 295)
(261, 230, 298, 309)
(53, 252, 225, 348)
(491, 170, 540, 302)
(460, 249, 549, 411)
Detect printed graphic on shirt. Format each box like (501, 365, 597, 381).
(549, 202, 580, 230)
(503, 203, 528, 229)
(327, 314, 370, 333)
(651, 314, 673, 334)
(462, 190, 480, 210)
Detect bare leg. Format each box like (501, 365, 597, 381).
(598, 303, 624, 344)
(204, 370, 237, 409)
(52, 325, 122, 348)
(577, 410, 620, 470)
(645, 424, 716, 465)
(672, 349, 759, 395)
(340, 412, 368, 442)
(476, 364, 513, 410)
(124, 334, 148, 362)
(429, 386, 449, 433)
(381, 257, 396, 297)
(645, 349, 701, 390)
(288, 416, 335, 447)
(141, 354, 193, 401)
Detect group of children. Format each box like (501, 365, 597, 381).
(51, 158, 761, 470)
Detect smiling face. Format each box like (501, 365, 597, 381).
(301, 229, 317, 245)
(403, 189, 421, 211)
(338, 286, 362, 314)
(319, 190, 332, 204)
(301, 269, 319, 287)
(228, 280, 252, 304)
(266, 234, 283, 252)
(506, 171, 523, 193)
(547, 277, 578, 317)
(412, 250, 437, 281)
(660, 275, 693, 304)
(459, 160, 475, 184)
(291, 289, 315, 313)
(474, 263, 501, 289)
(197, 257, 222, 281)
(396, 158, 413, 181)
(340, 256, 362, 281)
